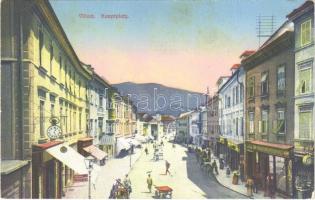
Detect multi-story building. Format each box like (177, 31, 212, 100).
(217, 63, 245, 174)
(189, 110, 202, 146)
(85, 66, 110, 147)
(200, 106, 209, 147)
(287, 1, 314, 198)
(208, 94, 220, 155)
(242, 20, 295, 197)
(1, 0, 93, 198)
(175, 111, 193, 144)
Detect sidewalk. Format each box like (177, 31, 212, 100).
(210, 154, 283, 199)
(64, 148, 143, 199)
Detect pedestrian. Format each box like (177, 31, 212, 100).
(165, 160, 171, 175)
(123, 174, 132, 195)
(147, 174, 153, 193)
(212, 160, 219, 175)
(145, 147, 148, 155)
(246, 177, 254, 197)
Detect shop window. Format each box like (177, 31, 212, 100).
(277, 65, 286, 95)
(300, 19, 312, 47)
(261, 72, 269, 96)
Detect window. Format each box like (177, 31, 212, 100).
(249, 112, 254, 134)
(233, 88, 236, 105)
(59, 55, 62, 82)
(79, 112, 82, 131)
(39, 27, 44, 66)
(277, 65, 286, 95)
(240, 117, 244, 136)
(236, 86, 239, 104)
(261, 72, 268, 96)
(300, 19, 312, 47)
(275, 110, 285, 134)
(50, 42, 53, 76)
(99, 96, 103, 108)
(50, 104, 55, 117)
(40, 100, 45, 138)
(298, 62, 312, 94)
(261, 110, 268, 133)
(240, 84, 244, 102)
(247, 77, 255, 98)
(235, 117, 239, 136)
(299, 107, 313, 139)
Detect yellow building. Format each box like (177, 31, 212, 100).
(1, 0, 93, 198)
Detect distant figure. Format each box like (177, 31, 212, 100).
(165, 160, 171, 175)
(147, 174, 153, 193)
(161, 140, 164, 146)
(246, 177, 254, 197)
(145, 147, 148, 155)
(212, 160, 219, 175)
(123, 174, 132, 195)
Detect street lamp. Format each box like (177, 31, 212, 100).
(128, 142, 133, 169)
(84, 156, 95, 199)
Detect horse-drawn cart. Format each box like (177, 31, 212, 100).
(154, 186, 173, 199)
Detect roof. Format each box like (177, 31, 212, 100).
(239, 50, 255, 58)
(287, 0, 314, 20)
(161, 115, 176, 122)
(241, 20, 294, 68)
(178, 111, 194, 119)
(249, 140, 293, 150)
(1, 160, 30, 175)
(137, 113, 153, 122)
(231, 64, 240, 70)
(33, 140, 63, 150)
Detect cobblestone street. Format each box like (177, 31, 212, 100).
(129, 141, 246, 199)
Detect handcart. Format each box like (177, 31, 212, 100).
(154, 186, 173, 199)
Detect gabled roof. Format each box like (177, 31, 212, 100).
(239, 50, 255, 58)
(287, 0, 314, 20)
(178, 111, 194, 119)
(137, 113, 153, 122)
(231, 64, 240, 70)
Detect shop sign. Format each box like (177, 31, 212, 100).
(302, 155, 313, 166)
(246, 143, 290, 158)
(228, 140, 240, 152)
(219, 137, 225, 144)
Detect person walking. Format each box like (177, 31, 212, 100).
(212, 160, 219, 175)
(123, 174, 132, 196)
(145, 147, 148, 155)
(147, 174, 153, 193)
(165, 160, 171, 175)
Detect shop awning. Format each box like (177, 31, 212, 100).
(45, 144, 88, 175)
(246, 140, 293, 158)
(83, 145, 107, 160)
(116, 138, 131, 153)
(100, 134, 115, 145)
(135, 134, 147, 143)
(126, 138, 141, 147)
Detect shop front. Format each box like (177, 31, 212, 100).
(293, 140, 314, 199)
(216, 136, 227, 160)
(226, 139, 244, 173)
(99, 133, 115, 158)
(245, 140, 294, 198)
(32, 141, 88, 198)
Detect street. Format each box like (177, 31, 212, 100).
(129, 140, 246, 199)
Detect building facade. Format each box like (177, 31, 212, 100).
(242, 21, 295, 197)
(189, 110, 202, 146)
(287, 1, 314, 198)
(1, 0, 93, 198)
(218, 64, 245, 174)
(207, 94, 220, 154)
(175, 111, 192, 144)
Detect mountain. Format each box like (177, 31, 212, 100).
(112, 82, 206, 117)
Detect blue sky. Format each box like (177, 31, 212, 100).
(50, 0, 305, 92)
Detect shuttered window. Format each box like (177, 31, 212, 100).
(300, 19, 311, 47)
